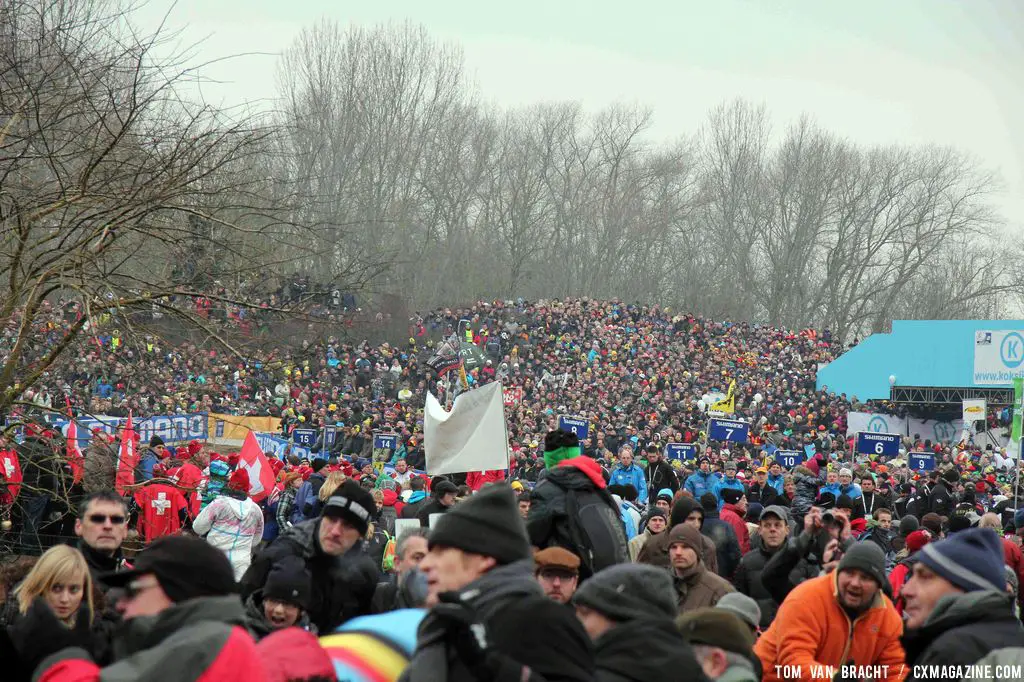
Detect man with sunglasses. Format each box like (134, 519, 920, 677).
(28, 535, 265, 682)
(74, 490, 130, 580)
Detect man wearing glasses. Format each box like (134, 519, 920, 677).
(535, 547, 580, 604)
(73, 490, 130, 580)
(29, 535, 265, 682)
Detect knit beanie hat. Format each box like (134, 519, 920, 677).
(428, 484, 531, 565)
(677, 608, 756, 658)
(715, 592, 762, 631)
(647, 508, 668, 524)
(948, 514, 972, 534)
(837, 541, 887, 587)
(227, 468, 250, 493)
(721, 488, 744, 505)
(656, 488, 674, 504)
(667, 524, 704, 554)
(942, 467, 961, 484)
(915, 527, 1005, 592)
(321, 479, 376, 536)
(149, 435, 165, 448)
(544, 430, 581, 470)
(264, 557, 312, 611)
(898, 515, 920, 537)
(905, 529, 932, 554)
(572, 563, 676, 622)
(670, 497, 699, 528)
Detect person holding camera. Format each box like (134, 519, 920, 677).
(759, 507, 854, 607)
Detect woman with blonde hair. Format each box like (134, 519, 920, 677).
(308, 470, 347, 518)
(0, 545, 95, 681)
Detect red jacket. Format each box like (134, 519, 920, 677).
(465, 469, 505, 491)
(721, 503, 751, 554)
(134, 483, 189, 543)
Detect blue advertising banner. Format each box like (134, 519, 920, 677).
(558, 415, 590, 441)
(775, 450, 804, 468)
(707, 418, 750, 443)
(374, 433, 398, 450)
(909, 452, 936, 471)
(855, 432, 901, 457)
(254, 432, 313, 460)
(664, 443, 697, 461)
(46, 413, 208, 447)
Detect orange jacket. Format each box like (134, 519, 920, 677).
(756, 571, 907, 682)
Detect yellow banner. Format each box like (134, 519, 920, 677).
(710, 380, 736, 414)
(207, 413, 281, 444)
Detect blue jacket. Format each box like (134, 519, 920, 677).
(291, 473, 326, 524)
(767, 473, 786, 495)
(684, 471, 721, 500)
(821, 482, 842, 499)
(136, 449, 158, 482)
(713, 477, 746, 507)
(837, 482, 863, 500)
(608, 464, 648, 504)
(620, 504, 638, 540)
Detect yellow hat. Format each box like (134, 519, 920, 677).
(511, 481, 524, 491)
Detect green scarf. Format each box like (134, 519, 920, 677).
(544, 445, 580, 470)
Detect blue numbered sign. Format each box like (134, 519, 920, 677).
(558, 415, 590, 441)
(707, 418, 750, 443)
(292, 429, 317, 447)
(909, 452, 935, 471)
(775, 451, 804, 468)
(374, 433, 398, 450)
(855, 432, 900, 457)
(665, 443, 697, 461)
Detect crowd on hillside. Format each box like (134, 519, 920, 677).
(1, 425, 1024, 682)
(2, 296, 1024, 680)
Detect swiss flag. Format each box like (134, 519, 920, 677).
(65, 419, 85, 486)
(116, 412, 138, 495)
(0, 449, 22, 500)
(238, 432, 275, 503)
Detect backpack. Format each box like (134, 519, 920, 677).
(564, 486, 629, 578)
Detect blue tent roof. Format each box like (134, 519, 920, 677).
(816, 320, 1024, 401)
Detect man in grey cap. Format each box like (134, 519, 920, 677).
(573, 563, 708, 681)
(734, 505, 792, 628)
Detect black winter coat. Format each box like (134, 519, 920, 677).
(644, 460, 679, 497)
(239, 518, 378, 633)
(760, 530, 844, 605)
(594, 619, 709, 682)
(700, 509, 742, 580)
(747, 481, 777, 507)
(734, 534, 787, 627)
(928, 481, 957, 517)
(902, 591, 1024, 678)
(415, 498, 450, 527)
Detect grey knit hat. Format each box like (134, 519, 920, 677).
(572, 563, 676, 622)
(837, 541, 887, 587)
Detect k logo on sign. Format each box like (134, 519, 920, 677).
(1001, 332, 1024, 369)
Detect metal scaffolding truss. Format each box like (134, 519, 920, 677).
(890, 386, 1015, 406)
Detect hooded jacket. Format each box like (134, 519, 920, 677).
(527, 457, 628, 580)
(242, 590, 316, 641)
(399, 560, 594, 682)
(734, 533, 789, 627)
(637, 497, 719, 577)
(193, 491, 265, 581)
(684, 470, 721, 500)
(33, 596, 265, 682)
(239, 518, 378, 633)
(901, 591, 1024, 675)
(701, 506, 742, 580)
(756, 571, 906, 682)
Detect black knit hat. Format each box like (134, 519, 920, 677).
(942, 467, 961, 484)
(321, 479, 376, 536)
(428, 484, 531, 565)
(149, 435, 165, 448)
(837, 541, 887, 587)
(573, 563, 676, 621)
(721, 488, 744, 505)
(264, 557, 311, 611)
(898, 515, 920, 537)
(99, 535, 234, 603)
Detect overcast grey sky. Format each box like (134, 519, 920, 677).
(136, 0, 1024, 228)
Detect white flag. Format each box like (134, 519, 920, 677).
(425, 382, 509, 475)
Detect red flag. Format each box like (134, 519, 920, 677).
(116, 411, 137, 495)
(0, 449, 22, 500)
(238, 432, 275, 503)
(65, 418, 85, 486)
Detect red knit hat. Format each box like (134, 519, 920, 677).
(227, 469, 250, 493)
(906, 529, 932, 554)
(187, 440, 203, 457)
